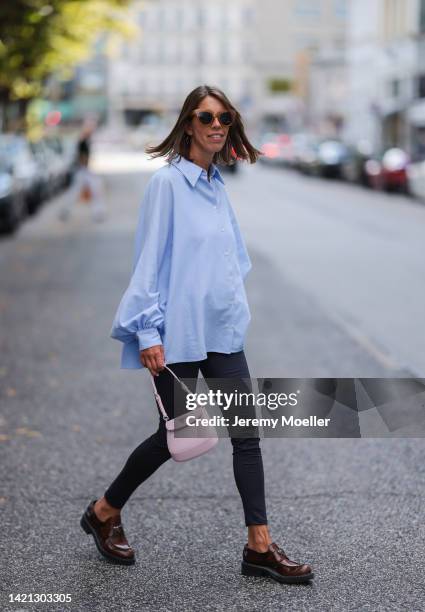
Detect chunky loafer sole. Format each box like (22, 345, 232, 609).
(80, 513, 135, 566)
(241, 560, 314, 584)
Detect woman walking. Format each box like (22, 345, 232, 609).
(59, 120, 106, 223)
(80, 85, 314, 584)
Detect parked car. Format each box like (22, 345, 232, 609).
(365, 147, 409, 193)
(259, 132, 294, 166)
(43, 137, 72, 192)
(341, 140, 373, 186)
(274, 133, 294, 166)
(258, 132, 280, 164)
(291, 133, 320, 174)
(28, 140, 54, 201)
(0, 134, 47, 216)
(0, 155, 26, 234)
(45, 136, 77, 188)
(315, 139, 350, 178)
(30, 138, 64, 196)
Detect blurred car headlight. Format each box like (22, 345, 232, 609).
(365, 160, 381, 176)
(318, 142, 345, 164)
(382, 148, 408, 171)
(261, 143, 280, 158)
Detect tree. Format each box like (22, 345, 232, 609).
(0, 0, 134, 128)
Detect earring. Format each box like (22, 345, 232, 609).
(184, 133, 191, 145)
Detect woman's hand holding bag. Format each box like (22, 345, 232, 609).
(140, 345, 165, 376)
(150, 365, 218, 462)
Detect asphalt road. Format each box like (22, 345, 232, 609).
(1, 151, 424, 611)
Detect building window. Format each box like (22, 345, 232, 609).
(174, 7, 182, 29)
(243, 39, 252, 62)
(334, 0, 347, 19)
(294, 0, 321, 17)
(390, 78, 400, 98)
(156, 7, 163, 31)
(221, 6, 229, 29)
(198, 7, 206, 28)
(242, 6, 254, 25)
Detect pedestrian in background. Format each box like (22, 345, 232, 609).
(59, 119, 106, 223)
(80, 85, 314, 585)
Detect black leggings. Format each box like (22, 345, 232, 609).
(104, 351, 267, 526)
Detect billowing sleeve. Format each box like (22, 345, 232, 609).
(226, 199, 252, 280)
(110, 173, 173, 351)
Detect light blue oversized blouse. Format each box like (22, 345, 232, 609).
(110, 155, 252, 369)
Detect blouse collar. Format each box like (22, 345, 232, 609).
(170, 155, 225, 187)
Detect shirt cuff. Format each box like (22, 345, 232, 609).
(137, 327, 162, 351)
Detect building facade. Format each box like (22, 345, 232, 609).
(253, 0, 348, 132)
(106, 0, 350, 136)
(107, 0, 257, 128)
(344, 0, 425, 154)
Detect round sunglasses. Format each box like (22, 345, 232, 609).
(191, 109, 235, 127)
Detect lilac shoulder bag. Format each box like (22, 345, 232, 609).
(150, 365, 218, 462)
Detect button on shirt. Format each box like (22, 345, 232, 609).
(110, 155, 252, 369)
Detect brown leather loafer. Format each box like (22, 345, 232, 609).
(80, 499, 135, 565)
(242, 542, 314, 584)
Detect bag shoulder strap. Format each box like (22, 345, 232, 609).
(150, 365, 193, 421)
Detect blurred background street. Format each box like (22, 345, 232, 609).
(1, 1, 425, 611)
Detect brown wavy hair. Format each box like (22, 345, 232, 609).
(145, 84, 262, 165)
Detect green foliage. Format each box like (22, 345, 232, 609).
(267, 78, 292, 94)
(0, 0, 134, 100)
